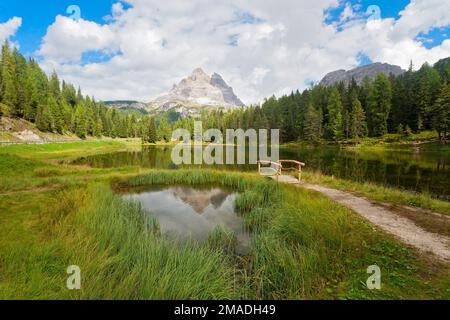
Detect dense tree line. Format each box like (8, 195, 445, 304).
(0, 41, 145, 140)
(200, 59, 450, 143)
(1, 40, 449, 144)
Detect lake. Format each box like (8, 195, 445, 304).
(122, 185, 250, 253)
(72, 144, 450, 200)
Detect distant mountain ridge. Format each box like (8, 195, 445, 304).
(103, 101, 148, 116)
(320, 63, 405, 86)
(105, 63, 410, 117)
(104, 100, 147, 110)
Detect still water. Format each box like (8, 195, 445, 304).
(72, 144, 450, 200)
(123, 186, 250, 253)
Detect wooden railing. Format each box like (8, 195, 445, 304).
(279, 160, 306, 181)
(257, 159, 306, 181)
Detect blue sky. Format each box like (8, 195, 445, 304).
(325, 0, 411, 23)
(0, 0, 449, 102)
(0, 0, 114, 56)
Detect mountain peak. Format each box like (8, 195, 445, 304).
(148, 69, 244, 115)
(192, 67, 208, 76)
(210, 73, 244, 107)
(190, 68, 210, 81)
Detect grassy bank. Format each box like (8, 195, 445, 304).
(1, 166, 449, 299)
(349, 131, 440, 148)
(0, 139, 137, 160)
(0, 140, 142, 193)
(281, 131, 443, 149)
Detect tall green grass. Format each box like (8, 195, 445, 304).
(123, 169, 261, 191)
(64, 184, 237, 299)
(117, 170, 450, 299)
(233, 184, 357, 299)
(1, 169, 448, 299)
(207, 226, 238, 254)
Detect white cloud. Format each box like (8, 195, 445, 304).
(0, 17, 22, 43)
(38, 16, 117, 63)
(394, 0, 450, 39)
(36, 0, 450, 104)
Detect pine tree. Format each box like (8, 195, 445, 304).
(62, 81, 77, 107)
(130, 114, 138, 137)
(303, 104, 322, 142)
(326, 87, 343, 141)
(96, 118, 103, 137)
(146, 117, 158, 143)
(48, 96, 64, 133)
(432, 84, 450, 142)
(61, 100, 73, 129)
(13, 48, 29, 117)
(105, 109, 116, 137)
(109, 109, 119, 138)
(23, 60, 39, 121)
(158, 117, 171, 142)
(416, 63, 441, 130)
(48, 72, 61, 100)
(76, 87, 83, 104)
(141, 116, 158, 143)
(349, 98, 367, 141)
(0, 41, 16, 115)
(36, 104, 53, 132)
(368, 73, 392, 136)
(29, 59, 49, 108)
(74, 103, 88, 139)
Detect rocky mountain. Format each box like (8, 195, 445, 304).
(210, 72, 244, 107)
(320, 63, 405, 86)
(103, 100, 148, 116)
(147, 68, 244, 115)
(104, 100, 147, 110)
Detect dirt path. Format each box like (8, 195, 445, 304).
(0, 186, 58, 197)
(300, 183, 450, 263)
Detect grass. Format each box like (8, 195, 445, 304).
(70, 185, 237, 299)
(0, 141, 449, 299)
(281, 131, 442, 149)
(351, 131, 440, 148)
(0, 140, 131, 160)
(113, 171, 449, 299)
(207, 226, 238, 254)
(0, 152, 141, 193)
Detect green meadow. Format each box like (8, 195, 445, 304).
(0, 141, 449, 299)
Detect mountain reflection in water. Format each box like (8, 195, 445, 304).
(123, 186, 250, 253)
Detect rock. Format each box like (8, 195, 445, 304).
(13, 130, 42, 142)
(103, 101, 148, 111)
(148, 68, 245, 114)
(320, 62, 405, 86)
(210, 73, 244, 107)
(0, 118, 13, 131)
